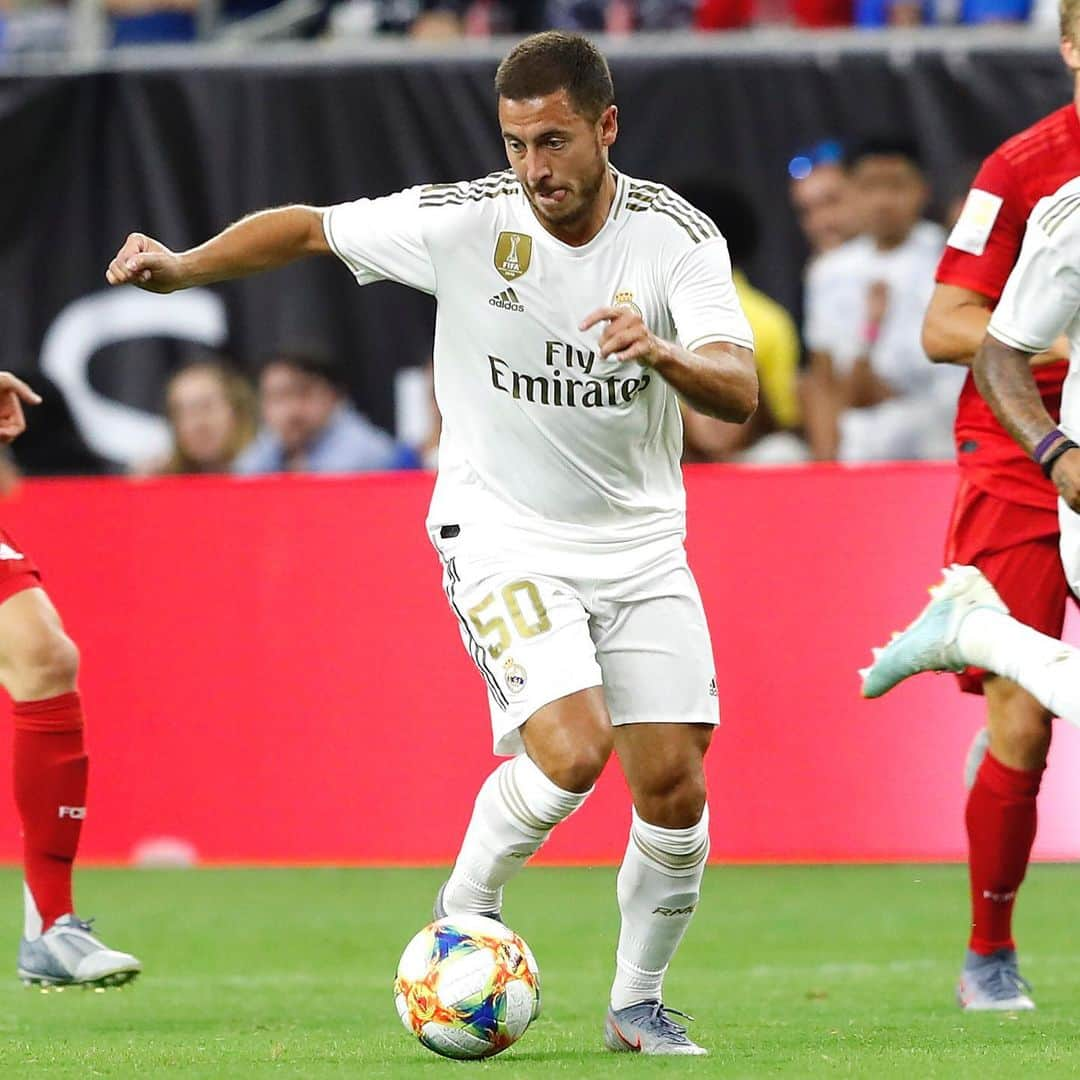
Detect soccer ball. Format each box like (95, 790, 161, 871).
(394, 914, 540, 1059)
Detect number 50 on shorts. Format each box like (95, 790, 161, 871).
(467, 581, 552, 659)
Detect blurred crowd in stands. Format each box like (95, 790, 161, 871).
(0, 137, 985, 480)
(0, 0, 1063, 55)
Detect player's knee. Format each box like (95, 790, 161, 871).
(634, 771, 707, 830)
(988, 683, 1052, 770)
(15, 626, 80, 699)
(544, 740, 612, 794)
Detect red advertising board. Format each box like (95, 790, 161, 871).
(1, 465, 1077, 864)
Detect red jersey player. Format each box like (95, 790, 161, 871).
(0, 373, 140, 988)
(863, 13, 1080, 1011)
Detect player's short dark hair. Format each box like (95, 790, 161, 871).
(846, 136, 924, 173)
(495, 32, 615, 122)
(669, 178, 760, 266)
(261, 347, 347, 392)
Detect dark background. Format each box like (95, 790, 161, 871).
(0, 40, 1071, 438)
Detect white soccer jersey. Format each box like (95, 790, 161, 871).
(324, 168, 753, 569)
(988, 176, 1080, 443)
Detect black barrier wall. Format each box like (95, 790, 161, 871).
(0, 38, 1071, 457)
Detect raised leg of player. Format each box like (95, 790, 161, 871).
(0, 587, 84, 937)
(440, 688, 610, 917)
(955, 608, 1080, 725)
(604, 723, 711, 1055)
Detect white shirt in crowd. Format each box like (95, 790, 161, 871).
(804, 220, 966, 460)
(324, 169, 753, 573)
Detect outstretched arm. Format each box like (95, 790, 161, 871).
(105, 206, 330, 294)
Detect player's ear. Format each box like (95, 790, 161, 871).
(599, 105, 618, 149)
(1061, 38, 1080, 72)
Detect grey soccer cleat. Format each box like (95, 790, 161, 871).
(18, 915, 140, 989)
(957, 949, 1035, 1011)
(604, 1001, 707, 1056)
(860, 565, 1009, 699)
(432, 880, 502, 924)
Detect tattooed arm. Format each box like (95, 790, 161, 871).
(973, 337, 1080, 511)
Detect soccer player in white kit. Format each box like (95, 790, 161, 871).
(105, 32, 757, 1054)
(863, 177, 1080, 742)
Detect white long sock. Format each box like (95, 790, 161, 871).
(958, 608, 1080, 724)
(443, 754, 590, 915)
(610, 806, 710, 1011)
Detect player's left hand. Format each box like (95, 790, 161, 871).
(580, 307, 667, 366)
(0, 372, 42, 445)
(1051, 447, 1080, 514)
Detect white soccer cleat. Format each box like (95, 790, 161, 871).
(860, 565, 1009, 699)
(18, 915, 141, 989)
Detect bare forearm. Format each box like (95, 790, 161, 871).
(922, 298, 992, 366)
(923, 286, 1068, 368)
(180, 206, 328, 286)
(972, 336, 1056, 455)
(654, 343, 757, 423)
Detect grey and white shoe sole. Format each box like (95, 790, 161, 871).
(860, 565, 1009, 699)
(19, 966, 140, 991)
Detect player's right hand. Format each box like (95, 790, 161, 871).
(1051, 448, 1080, 514)
(105, 233, 186, 294)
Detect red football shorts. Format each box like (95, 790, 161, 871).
(0, 529, 41, 606)
(945, 478, 1070, 695)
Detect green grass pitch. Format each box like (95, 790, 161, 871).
(2, 865, 1080, 1077)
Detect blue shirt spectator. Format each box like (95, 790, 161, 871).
(854, 0, 1030, 23)
(234, 349, 419, 474)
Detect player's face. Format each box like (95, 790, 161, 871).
(851, 155, 927, 247)
(789, 164, 859, 254)
(260, 363, 340, 454)
(167, 367, 238, 468)
(499, 91, 617, 236)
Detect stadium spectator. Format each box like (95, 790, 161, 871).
(801, 137, 965, 461)
(234, 348, 419, 474)
(854, 0, 1032, 24)
(137, 355, 257, 476)
(788, 140, 861, 260)
(547, 0, 695, 30)
(0, 0, 68, 54)
(673, 178, 806, 463)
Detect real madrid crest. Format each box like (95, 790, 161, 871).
(494, 232, 533, 281)
(613, 289, 643, 319)
(503, 656, 528, 695)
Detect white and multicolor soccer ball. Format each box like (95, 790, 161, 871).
(394, 915, 540, 1060)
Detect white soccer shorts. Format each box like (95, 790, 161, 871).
(1059, 499, 1080, 600)
(432, 531, 720, 755)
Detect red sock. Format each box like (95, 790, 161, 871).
(13, 692, 88, 933)
(965, 751, 1042, 956)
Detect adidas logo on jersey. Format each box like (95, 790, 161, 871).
(489, 287, 525, 313)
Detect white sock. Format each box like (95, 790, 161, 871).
(610, 806, 710, 1011)
(958, 608, 1080, 724)
(23, 882, 42, 941)
(443, 754, 591, 915)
